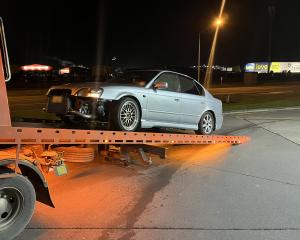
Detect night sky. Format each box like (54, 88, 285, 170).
(1, 0, 300, 68)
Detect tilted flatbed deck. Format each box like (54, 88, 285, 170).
(0, 125, 250, 145)
(0, 17, 250, 240)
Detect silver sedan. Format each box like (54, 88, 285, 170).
(46, 70, 223, 135)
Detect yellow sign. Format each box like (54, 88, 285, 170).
(270, 62, 281, 73)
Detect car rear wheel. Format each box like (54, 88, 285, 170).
(196, 111, 215, 135)
(110, 98, 140, 131)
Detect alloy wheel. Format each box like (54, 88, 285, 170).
(202, 113, 213, 134)
(119, 101, 139, 131)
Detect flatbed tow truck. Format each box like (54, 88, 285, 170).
(0, 17, 250, 240)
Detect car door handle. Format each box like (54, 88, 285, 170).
(174, 98, 180, 101)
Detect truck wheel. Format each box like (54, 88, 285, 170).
(110, 98, 141, 131)
(0, 171, 36, 240)
(195, 111, 215, 135)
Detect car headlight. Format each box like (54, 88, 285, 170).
(87, 89, 103, 98)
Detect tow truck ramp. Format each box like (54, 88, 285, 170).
(0, 125, 250, 166)
(0, 126, 250, 145)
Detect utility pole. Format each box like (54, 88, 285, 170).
(197, 32, 201, 82)
(268, 2, 276, 73)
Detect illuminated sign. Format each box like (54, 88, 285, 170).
(245, 63, 255, 72)
(255, 62, 268, 73)
(59, 67, 70, 75)
(21, 64, 52, 71)
(245, 62, 300, 73)
(289, 62, 300, 72)
(270, 62, 282, 73)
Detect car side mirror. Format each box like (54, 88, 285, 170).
(153, 82, 168, 90)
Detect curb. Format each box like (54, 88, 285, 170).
(224, 106, 300, 115)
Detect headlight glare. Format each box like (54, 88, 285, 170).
(87, 89, 103, 98)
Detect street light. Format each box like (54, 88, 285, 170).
(202, 0, 226, 88)
(214, 18, 224, 27)
(197, 17, 225, 82)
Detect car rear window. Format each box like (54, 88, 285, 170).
(179, 76, 202, 95)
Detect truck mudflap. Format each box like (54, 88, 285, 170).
(0, 159, 55, 208)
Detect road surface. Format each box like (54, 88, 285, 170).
(15, 108, 300, 240)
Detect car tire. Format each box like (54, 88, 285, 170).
(0, 168, 36, 240)
(110, 97, 141, 131)
(51, 146, 95, 162)
(195, 111, 215, 135)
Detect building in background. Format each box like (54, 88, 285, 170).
(245, 62, 300, 73)
(8, 63, 91, 88)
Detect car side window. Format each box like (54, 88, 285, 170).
(179, 76, 201, 95)
(154, 73, 180, 92)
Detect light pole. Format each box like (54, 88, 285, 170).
(197, 18, 224, 83)
(197, 32, 201, 82)
(267, 3, 276, 73)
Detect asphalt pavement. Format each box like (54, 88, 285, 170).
(15, 108, 300, 240)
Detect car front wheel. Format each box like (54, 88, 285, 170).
(196, 111, 215, 135)
(110, 97, 140, 131)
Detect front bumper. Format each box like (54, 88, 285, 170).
(46, 95, 108, 120)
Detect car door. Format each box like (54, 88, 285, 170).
(178, 75, 207, 126)
(146, 72, 181, 124)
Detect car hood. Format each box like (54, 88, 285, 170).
(47, 82, 144, 95)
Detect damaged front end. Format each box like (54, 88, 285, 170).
(46, 88, 110, 122)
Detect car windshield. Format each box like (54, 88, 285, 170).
(108, 71, 159, 87)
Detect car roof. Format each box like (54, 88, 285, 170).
(124, 69, 196, 81)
